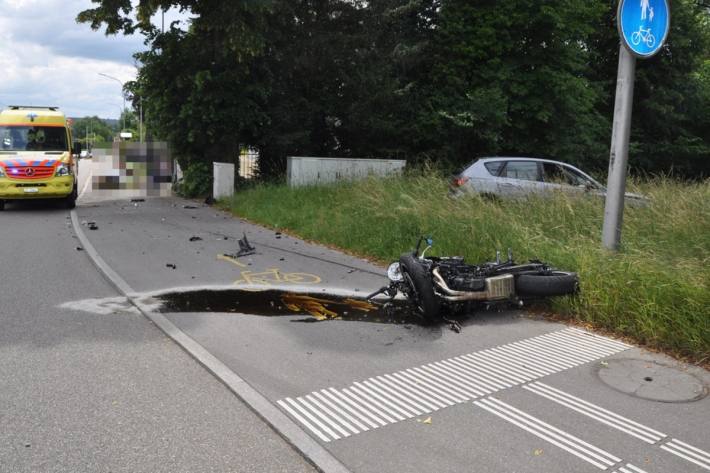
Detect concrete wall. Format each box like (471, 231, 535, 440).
(287, 157, 406, 187)
(213, 162, 235, 199)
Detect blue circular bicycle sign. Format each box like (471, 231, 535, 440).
(618, 0, 670, 58)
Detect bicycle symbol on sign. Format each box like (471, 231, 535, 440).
(631, 26, 655, 48)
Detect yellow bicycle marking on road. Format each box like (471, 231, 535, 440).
(217, 253, 247, 268)
(234, 268, 321, 286)
(217, 254, 321, 287)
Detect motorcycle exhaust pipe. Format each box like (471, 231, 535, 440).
(432, 268, 491, 301)
(432, 268, 515, 302)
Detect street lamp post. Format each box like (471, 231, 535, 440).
(98, 72, 126, 132)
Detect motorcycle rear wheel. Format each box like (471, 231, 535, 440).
(399, 254, 441, 322)
(515, 271, 578, 297)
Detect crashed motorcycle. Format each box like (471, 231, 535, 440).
(367, 237, 578, 322)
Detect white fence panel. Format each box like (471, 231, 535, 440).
(287, 157, 406, 187)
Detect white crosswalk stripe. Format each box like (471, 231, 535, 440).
(523, 382, 667, 444)
(474, 396, 622, 470)
(661, 439, 710, 471)
(615, 464, 649, 473)
(277, 328, 631, 442)
(524, 381, 710, 471)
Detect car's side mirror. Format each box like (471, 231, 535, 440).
(73, 142, 82, 157)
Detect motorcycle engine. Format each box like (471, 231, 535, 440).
(436, 258, 486, 291)
(448, 276, 486, 291)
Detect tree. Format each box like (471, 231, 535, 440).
(70, 116, 115, 145)
(78, 0, 710, 179)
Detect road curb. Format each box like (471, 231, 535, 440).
(70, 209, 352, 473)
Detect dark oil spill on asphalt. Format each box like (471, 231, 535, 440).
(157, 289, 422, 325)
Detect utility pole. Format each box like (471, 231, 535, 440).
(98, 73, 126, 132)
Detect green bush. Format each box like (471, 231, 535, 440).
(175, 161, 212, 198)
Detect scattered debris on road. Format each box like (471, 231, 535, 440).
(76, 247, 84, 251)
(166, 263, 177, 269)
(228, 233, 256, 257)
(88, 222, 99, 231)
(189, 236, 203, 242)
(183, 204, 198, 209)
(130, 198, 145, 202)
(442, 316, 462, 333)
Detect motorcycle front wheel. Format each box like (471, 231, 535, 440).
(515, 271, 578, 297)
(399, 254, 441, 322)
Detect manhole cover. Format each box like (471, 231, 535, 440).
(596, 358, 707, 403)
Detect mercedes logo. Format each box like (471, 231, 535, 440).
(25, 168, 35, 177)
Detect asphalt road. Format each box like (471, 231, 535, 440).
(68, 196, 710, 473)
(0, 199, 315, 473)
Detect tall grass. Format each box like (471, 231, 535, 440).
(226, 174, 710, 362)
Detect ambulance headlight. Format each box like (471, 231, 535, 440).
(55, 164, 72, 176)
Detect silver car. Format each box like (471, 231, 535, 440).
(450, 157, 647, 204)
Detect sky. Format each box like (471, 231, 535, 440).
(0, 0, 187, 119)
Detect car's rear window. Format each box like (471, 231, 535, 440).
(484, 161, 504, 176)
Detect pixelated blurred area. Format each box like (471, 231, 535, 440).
(88, 142, 172, 199)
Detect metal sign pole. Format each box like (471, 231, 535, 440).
(602, 45, 636, 250)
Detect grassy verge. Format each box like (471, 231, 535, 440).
(225, 174, 710, 363)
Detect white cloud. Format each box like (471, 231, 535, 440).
(0, 0, 188, 118)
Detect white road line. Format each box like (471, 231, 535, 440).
(367, 378, 432, 413)
(348, 385, 406, 421)
(474, 397, 618, 470)
(473, 350, 543, 379)
(277, 328, 631, 442)
(443, 357, 513, 389)
(305, 394, 359, 435)
(406, 368, 470, 402)
(523, 382, 710, 472)
(662, 440, 710, 471)
(357, 381, 419, 418)
(567, 327, 631, 350)
(419, 364, 488, 397)
(313, 390, 370, 432)
(278, 398, 335, 442)
(300, 396, 351, 438)
(516, 337, 595, 365)
(523, 382, 666, 443)
(544, 331, 617, 358)
(391, 371, 459, 405)
(433, 360, 501, 392)
(326, 388, 384, 428)
(341, 388, 394, 425)
(499, 342, 575, 371)
(485, 397, 622, 465)
(460, 352, 530, 384)
(616, 464, 649, 473)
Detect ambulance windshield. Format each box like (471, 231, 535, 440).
(0, 126, 68, 152)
